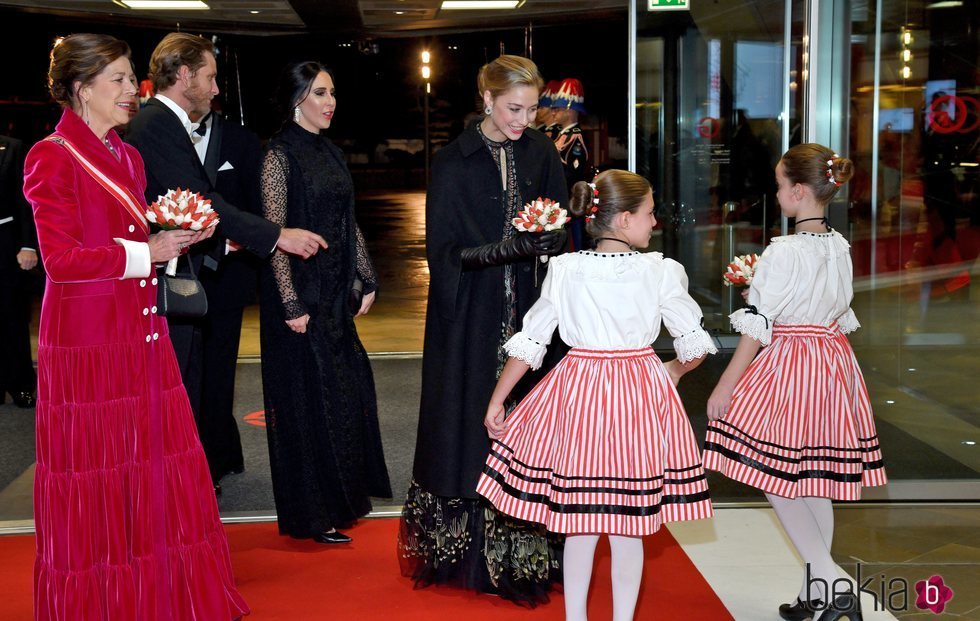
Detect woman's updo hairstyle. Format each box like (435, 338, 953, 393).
(276, 60, 332, 125)
(48, 33, 131, 108)
(477, 55, 544, 101)
(569, 170, 652, 237)
(780, 143, 854, 204)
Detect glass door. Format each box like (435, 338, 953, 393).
(635, 0, 803, 332)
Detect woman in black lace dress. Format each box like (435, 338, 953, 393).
(398, 55, 569, 605)
(260, 61, 391, 544)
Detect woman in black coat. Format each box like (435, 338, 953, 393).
(398, 55, 569, 605)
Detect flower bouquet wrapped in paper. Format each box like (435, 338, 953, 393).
(146, 188, 219, 275)
(512, 197, 567, 263)
(723, 253, 760, 287)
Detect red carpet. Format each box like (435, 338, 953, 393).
(0, 519, 732, 620)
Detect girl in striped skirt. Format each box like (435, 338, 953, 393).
(703, 144, 887, 621)
(477, 170, 717, 621)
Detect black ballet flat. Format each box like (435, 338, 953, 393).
(779, 598, 823, 621)
(314, 530, 352, 544)
(819, 590, 863, 621)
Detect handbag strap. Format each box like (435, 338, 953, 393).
(44, 134, 150, 235)
(167, 251, 199, 279)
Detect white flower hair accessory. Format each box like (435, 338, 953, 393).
(585, 182, 599, 221)
(826, 153, 842, 187)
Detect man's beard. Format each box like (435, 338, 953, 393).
(185, 87, 211, 118)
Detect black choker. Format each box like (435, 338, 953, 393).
(593, 237, 634, 250)
(795, 216, 829, 229)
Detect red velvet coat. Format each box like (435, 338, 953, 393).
(23, 109, 248, 620)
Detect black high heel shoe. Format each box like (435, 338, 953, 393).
(778, 598, 823, 621)
(819, 590, 863, 621)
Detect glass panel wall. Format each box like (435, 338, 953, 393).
(846, 0, 979, 492)
(634, 0, 979, 498)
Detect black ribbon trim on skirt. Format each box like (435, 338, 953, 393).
(711, 420, 882, 454)
(707, 427, 864, 465)
(492, 441, 692, 483)
(487, 448, 708, 494)
(704, 443, 867, 483)
(482, 465, 710, 515)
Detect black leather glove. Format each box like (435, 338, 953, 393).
(460, 230, 567, 270)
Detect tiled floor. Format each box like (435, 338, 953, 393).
(671, 505, 980, 620)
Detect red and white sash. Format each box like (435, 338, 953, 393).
(45, 134, 150, 235)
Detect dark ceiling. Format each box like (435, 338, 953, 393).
(1, 0, 627, 36)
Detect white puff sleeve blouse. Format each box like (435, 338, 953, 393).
(730, 230, 861, 346)
(503, 251, 718, 370)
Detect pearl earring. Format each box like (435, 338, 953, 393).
(484, 105, 492, 115)
(293, 106, 300, 123)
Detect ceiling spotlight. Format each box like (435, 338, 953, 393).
(118, 1, 210, 8)
(440, 1, 520, 9)
(250, 10, 260, 14)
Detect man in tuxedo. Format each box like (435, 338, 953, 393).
(126, 33, 326, 491)
(0, 134, 38, 408)
(191, 109, 263, 487)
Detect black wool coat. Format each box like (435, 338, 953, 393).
(413, 124, 569, 499)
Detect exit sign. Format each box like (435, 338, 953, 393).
(648, 0, 689, 10)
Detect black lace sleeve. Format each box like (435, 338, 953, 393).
(261, 148, 307, 320)
(354, 223, 379, 295)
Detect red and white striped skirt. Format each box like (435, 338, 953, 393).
(477, 347, 713, 536)
(702, 323, 887, 500)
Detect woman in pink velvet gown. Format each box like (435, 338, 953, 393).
(22, 33, 248, 620)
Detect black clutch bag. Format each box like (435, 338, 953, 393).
(348, 277, 364, 315)
(157, 255, 208, 318)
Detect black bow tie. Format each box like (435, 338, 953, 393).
(194, 112, 212, 136)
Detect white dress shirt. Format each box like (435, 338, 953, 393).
(154, 94, 202, 150)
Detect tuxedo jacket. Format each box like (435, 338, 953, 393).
(125, 98, 279, 263)
(1, 135, 37, 263)
(199, 113, 263, 312)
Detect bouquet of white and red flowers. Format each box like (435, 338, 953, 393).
(146, 188, 220, 231)
(723, 253, 760, 287)
(146, 188, 220, 275)
(512, 197, 567, 263)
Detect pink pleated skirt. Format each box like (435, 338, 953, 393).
(703, 323, 887, 500)
(477, 347, 713, 536)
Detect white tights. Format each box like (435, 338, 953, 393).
(563, 534, 644, 621)
(766, 494, 841, 605)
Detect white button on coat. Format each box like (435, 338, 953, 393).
(139, 280, 146, 288)
(145, 335, 151, 342)
(152, 333, 159, 340)
(151, 278, 158, 285)
(128, 225, 135, 233)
